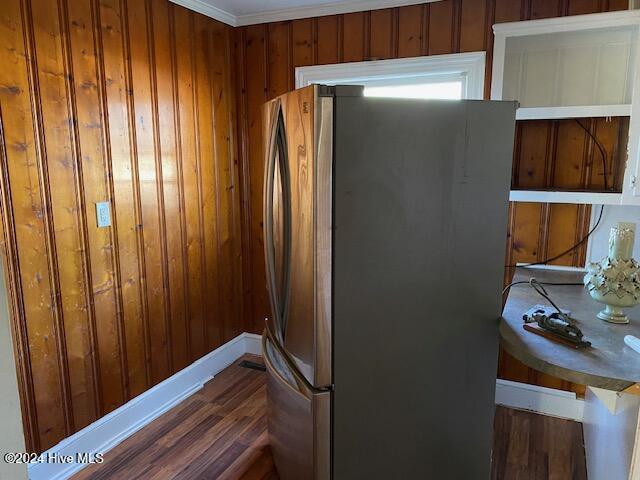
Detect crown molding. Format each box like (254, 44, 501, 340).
(235, 0, 440, 26)
(170, 0, 237, 26)
(170, 0, 442, 27)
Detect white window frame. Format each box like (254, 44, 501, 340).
(294, 52, 486, 100)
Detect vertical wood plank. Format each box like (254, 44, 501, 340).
(212, 23, 243, 342)
(553, 121, 587, 190)
(494, 0, 523, 23)
(510, 203, 544, 264)
(0, 94, 39, 453)
(173, 6, 206, 363)
(428, 0, 456, 55)
(267, 22, 291, 99)
(292, 18, 313, 70)
(369, 8, 395, 60)
(193, 16, 221, 351)
(459, 0, 487, 52)
(567, 0, 601, 15)
(342, 13, 365, 63)
(98, 0, 145, 405)
(606, 0, 630, 11)
(529, 0, 563, 19)
(513, 121, 551, 189)
(243, 24, 268, 332)
(150, 0, 188, 373)
(546, 204, 584, 266)
(316, 15, 339, 65)
(234, 27, 254, 336)
(397, 5, 423, 59)
(126, 0, 170, 384)
(588, 117, 625, 191)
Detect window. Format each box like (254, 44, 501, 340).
(295, 52, 486, 100)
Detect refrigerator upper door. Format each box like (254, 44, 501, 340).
(263, 327, 330, 480)
(263, 86, 333, 388)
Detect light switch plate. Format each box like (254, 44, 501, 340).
(96, 201, 111, 228)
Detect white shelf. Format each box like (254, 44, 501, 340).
(492, 10, 640, 205)
(516, 104, 632, 121)
(509, 190, 622, 205)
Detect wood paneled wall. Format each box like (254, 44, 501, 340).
(0, 0, 242, 453)
(513, 118, 628, 192)
(0, 0, 631, 454)
(234, 0, 628, 393)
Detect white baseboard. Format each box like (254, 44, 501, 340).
(495, 378, 585, 422)
(243, 332, 262, 355)
(29, 332, 262, 480)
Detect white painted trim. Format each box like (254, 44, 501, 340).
(169, 0, 237, 26)
(236, 0, 441, 26)
(623, 6, 640, 203)
(295, 52, 486, 100)
(28, 333, 262, 480)
(493, 10, 640, 37)
(169, 0, 442, 27)
(495, 379, 585, 422)
(509, 190, 622, 205)
(514, 263, 586, 272)
(516, 104, 632, 120)
(243, 332, 263, 355)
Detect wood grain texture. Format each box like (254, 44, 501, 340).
(491, 406, 587, 480)
(71, 358, 587, 480)
(512, 118, 627, 192)
(234, 0, 622, 397)
(0, 0, 242, 453)
(72, 355, 275, 480)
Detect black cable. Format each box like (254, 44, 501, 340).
(502, 279, 583, 296)
(507, 119, 610, 269)
(574, 118, 608, 192)
(528, 278, 568, 317)
(503, 278, 580, 325)
(508, 204, 604, 269)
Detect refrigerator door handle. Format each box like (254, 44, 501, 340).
(263, 328, 310, 401)
(263, 98, 292, 344)
(264, 321, 331, 395)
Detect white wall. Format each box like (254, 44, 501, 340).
(0, 260, 28, 479)
(587, 205, 640, 264)
(583, 387, 640, 480)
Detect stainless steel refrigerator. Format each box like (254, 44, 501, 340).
(261, 85, 517, 480)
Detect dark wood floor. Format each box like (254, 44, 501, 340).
(491, 405, 587, 480)
(74, 355, 587, 480)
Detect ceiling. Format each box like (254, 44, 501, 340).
(170, 0, 441, 27)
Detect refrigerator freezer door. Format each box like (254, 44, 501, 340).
(263, 86, 333, 388)
(263, 331, 331, 480)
